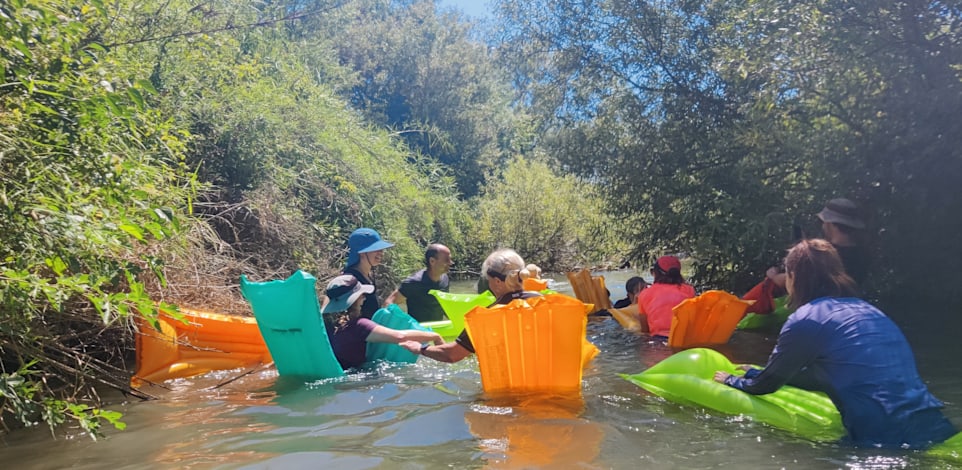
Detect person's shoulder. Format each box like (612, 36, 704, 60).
(641, 283, 672, 294)
(401, 269, 428, 284)
(809, 296, 865, 309)
(356, 317, 379, 330)
(342, 267, 370, 284)
(637, 285, 657, 299)
(795, 297, 866, 321)
(829, 297, 885, 319)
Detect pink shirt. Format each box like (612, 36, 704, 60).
(637, 283, 696, 337)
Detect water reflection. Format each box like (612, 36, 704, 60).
(465, 391, 603, 468)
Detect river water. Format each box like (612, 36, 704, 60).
(3, 271, 961, 469)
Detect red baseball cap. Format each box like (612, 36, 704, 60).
(655, 255, 681, 273)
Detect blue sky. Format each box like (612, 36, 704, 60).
(437, 0, 492, 19)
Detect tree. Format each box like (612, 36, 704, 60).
(1, 0, 191, 436)
(298, 0, 529, 197)
(493, 0, 962, 302)
(472, 155, 625, 271)
(104, 0, 474, 287)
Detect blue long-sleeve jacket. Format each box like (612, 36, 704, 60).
(725, 297, 956, 448)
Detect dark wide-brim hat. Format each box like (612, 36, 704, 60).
(817, 198, 865, 229)
(346, 227, 394, 267)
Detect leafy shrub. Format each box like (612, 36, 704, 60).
(470, 156, 625, 272)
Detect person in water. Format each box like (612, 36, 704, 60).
(400, 248, 541, 363)
(714, 239, 956, 449)
(342, 227, 394, 319)
(386, 243, 453, 322)
(613, 276, 648, 309)
(769, 198, 870, 286)
(322, 274, 443, 370)
(522, 263, 550, 291)
(744, 197, 869, 315)
(636, 256, 695, 337)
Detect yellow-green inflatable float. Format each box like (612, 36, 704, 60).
(621, 348, 962, 463)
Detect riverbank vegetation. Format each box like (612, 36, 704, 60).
(2, 0, 959, 438)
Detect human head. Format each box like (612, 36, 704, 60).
(482, 249, 529, 296)
(425, 244, 452, 274)
(322, 274, 374, 315)
(651, 255, 684, 285)
(346, 228, 394, 268)
(525, 264, 542, 279)
(625, 276, 648, 301)
(817, 198, 865, 232)
(783, 238, 858, 310)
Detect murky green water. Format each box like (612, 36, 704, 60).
(3, 271, 961, 469)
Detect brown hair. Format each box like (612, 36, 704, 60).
(322, 295, 364, 333)
(784, 239, 859, 309)
(651, 263, 684, 285)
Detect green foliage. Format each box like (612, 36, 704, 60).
(98, 0, 474, 285)
(711, 0, 962, 302)
(470, 156, 626, 272)
(1, 0, 191, 437)
(494, 0, 962, 301)
(0, 364, 125, 440)
(0, 0, 514, 441)
(302, 0, 528, 197)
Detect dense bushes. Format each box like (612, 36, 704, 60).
(494, 0, 962, 302)
(1, 0, 191, 435)
(470, 156, 626, 272)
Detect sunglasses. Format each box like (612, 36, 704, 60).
(486, 270, 507, 281)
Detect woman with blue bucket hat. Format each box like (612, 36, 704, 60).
(342, 228, 394, 319)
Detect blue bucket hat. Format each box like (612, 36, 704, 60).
(346, 228, 394, 267)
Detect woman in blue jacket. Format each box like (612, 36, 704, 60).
(714, 238, 956, 449)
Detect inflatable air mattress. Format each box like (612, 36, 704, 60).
(621, 348, 845, 441)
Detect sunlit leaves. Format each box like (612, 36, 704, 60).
(473, 155, 626, 270)
(495, 0, 962, 299)
(1, 0, 192, 439)
(315, 0, 524, 197)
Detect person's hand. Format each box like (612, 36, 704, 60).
(384, 289, 400, 306)
(765, 267, 787, 288)
(399, 341, 422, 354)
(429, 333, 444, 345)
(736, 364, 755, 372)
(713, 371, 732, 384)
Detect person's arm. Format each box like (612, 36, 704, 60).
(714, 317, 821, 394)
(766, 267, 787, 288)
(713, 365, 760, 383)
(384, 289, 406, 307)
(636, 313, 650, 333)
(636, 301, 650, 333)
(399, 340, 473, 363)
(365, 325, 443, 345)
